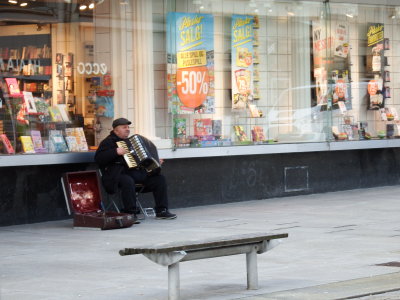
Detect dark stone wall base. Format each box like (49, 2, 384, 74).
(1, 148, 399, 226)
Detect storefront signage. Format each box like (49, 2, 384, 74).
(77, 62, 107, 75)
(231, 15, 254, 110)
(367, 24, 384, 47)
(167, 12, 214, 114)
(0, 59, 41, 74)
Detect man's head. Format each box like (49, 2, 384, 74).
(112, 118, 131, 139)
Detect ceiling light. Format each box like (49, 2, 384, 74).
(287, 11, 295, 16)
(8, 0, 18, 4)
(20, 2, 28, 6)
(79, 4, 87, 10)
(249, 1, 257, 8)
(346, 13, 353, 18)
(89, 3, 95, 9)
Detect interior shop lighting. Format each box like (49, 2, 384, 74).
(79, 4, 87, 10)
(393, 7, 400, 19)
(8, 0, 18, 4)
(89, 2, 95, 9)
(345, 6, 357, 18)
(20, 2, 28, 6)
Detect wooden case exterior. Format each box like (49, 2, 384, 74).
(62, 170, 134, 230)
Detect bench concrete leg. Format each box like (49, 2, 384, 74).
(168, 262, 180, 300)
(246, 248, 258, 290)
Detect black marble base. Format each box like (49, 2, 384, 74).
(1, 148, 400, 226)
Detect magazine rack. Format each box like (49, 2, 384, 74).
(61, 170, 135, 230)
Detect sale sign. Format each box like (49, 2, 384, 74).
(167, 12, 214, 114)
(231, 15, 254, 110)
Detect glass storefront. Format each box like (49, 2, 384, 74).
(1, 0, 400, 156)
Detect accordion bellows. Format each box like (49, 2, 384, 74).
(117, 134, 161, 174)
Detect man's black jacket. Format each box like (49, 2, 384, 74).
(94, 131, 160, 194)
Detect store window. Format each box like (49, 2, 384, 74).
(166, 0, 328, 148)
(165, 0, 400, 148)
(0, 0, 111, 155)
(1, 0, 400, 156)
(328, 2, 400, 141)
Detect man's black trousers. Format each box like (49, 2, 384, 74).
(117, 168, 169, 213)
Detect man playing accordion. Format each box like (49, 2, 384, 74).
(95, 118, 177, 220)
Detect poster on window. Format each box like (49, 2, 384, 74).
(366, 23, 384, 74)
(312, 21, 329, 107)
(312, 20, 352, 110)
(334, 23, 349, 58)
(231, 15, 254, 110)
(167, 12, 214, 114)
(366, 23, 385, 110)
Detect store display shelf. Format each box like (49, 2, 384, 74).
(3, 139, 400, 167)
(0, 75, 51, 81)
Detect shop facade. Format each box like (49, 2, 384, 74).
(1, 0, 400, 226)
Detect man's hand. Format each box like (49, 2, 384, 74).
(160, 159, 164, 165)
(116, 147, 127, 156)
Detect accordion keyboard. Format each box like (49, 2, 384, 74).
(116, 141, 138, 168)
(131, 135, 148, 161)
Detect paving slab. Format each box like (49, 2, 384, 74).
(234, 272, 400, 300)
(1, 186, 400, 300)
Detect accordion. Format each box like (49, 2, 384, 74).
(116, 135, 161, 174)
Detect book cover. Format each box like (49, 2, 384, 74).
(65, 136, 80, 152)
(338, 101, 347, 113)
(30, 130, 47, 153)
(5, 78, 21, 97)
(49, 130, 68, 153)
(22, 91, 37, 114)
(0, 133, 15, 154)
(233, 125, 249, 142)
(248, 104, 260, 117)
(48, 106, 64, 122)
(380, 108, 388, 121)
(251, 126, 265, 142)
(57, 104, 71, 122)
(65, 128, 88, 151)
(388, 107, 398, 120)
(194, 118, 212, 137)
(173, 118, 186, 138)
(212, 120, 222, 137)
(20, 136, 35, 153)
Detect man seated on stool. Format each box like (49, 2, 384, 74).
(95, 118, 177, 220)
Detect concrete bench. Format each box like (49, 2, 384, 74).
(119, 232, 288, 300)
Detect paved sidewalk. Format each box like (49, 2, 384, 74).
(1, 186, 400, 300)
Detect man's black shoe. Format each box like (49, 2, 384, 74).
(155, 209, 177, 220)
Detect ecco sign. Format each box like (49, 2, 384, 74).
(77, 62, 107, 75)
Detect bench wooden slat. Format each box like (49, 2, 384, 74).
(120, 232, 288, 255)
